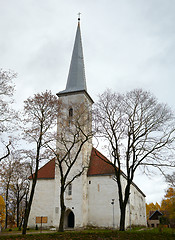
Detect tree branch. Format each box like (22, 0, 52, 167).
(0, 141, 11, 161)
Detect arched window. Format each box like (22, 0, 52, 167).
(68, 183, 72, 196)
(69, 108, 73, 117)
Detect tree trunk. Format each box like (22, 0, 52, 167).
(22, 177, 37, 234)
(58, 186, 66, 232)
(119, 183, 131, 231)
(119, 204, 126, 231)
(116, 172, 131, 231)
(22, 131, 42, 235)
(5, 185, 9, 229)
(18, 217, 23, 231)
(5, 202, 8, 229)
(20, 193, 28, 231)
(16, 196, 19, 228)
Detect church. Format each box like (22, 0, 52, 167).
(28, 18, 147, 230)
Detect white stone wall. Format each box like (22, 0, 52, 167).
(56, 92, 93, 228)
(28, 179, 55, 228)
(87, 175, 120, 228)
(52, 164, 61, 228)
(28, 172, 146, 229)
(87, 174, 146, 229)
(125, 183, 147, 228)
(53, 152, 91, 229)
(64, 173, 86, 228)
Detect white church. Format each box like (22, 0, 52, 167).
(28, 19, 147, 230)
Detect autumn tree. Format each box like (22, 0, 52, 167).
(0, 149, 30, 229)
(22, 90, 59, 235)
(0, 69, 17, 161)
(0, 196, 5, 230)
(161, 187, 175, 226)
(46, 102, 93, 232)
(11, 159, 30, 229)
(94, 89, 175, 231)
(146, 202, 160, 220)
(0, 156, 15, 228)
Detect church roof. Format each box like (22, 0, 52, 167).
(28, 148, 145, 197)
(149, 210, 163, 220)
(87, 148, 115, 176)
(58, 20, 87, 95)
(57, 20, 93, 103)
(29, 148, 115, 180)
(28, 159, 55, 180)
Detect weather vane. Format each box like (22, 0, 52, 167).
(78, 12, 81, 21)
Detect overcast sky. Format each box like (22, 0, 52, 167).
(1, 0, 175, 204)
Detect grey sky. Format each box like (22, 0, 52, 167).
(1, 0, 175, 204)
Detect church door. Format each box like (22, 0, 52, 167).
(68, 211, 74, 228)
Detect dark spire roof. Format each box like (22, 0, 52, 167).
(58, 20, 87, 95)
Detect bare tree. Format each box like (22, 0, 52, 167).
(94, 89, 175, 231)
(0, 69, 16, 161)
(11, 159, 30, 229)
(0, 157, 15, 228)
(22, 90, 59, 235)
(0, 149, 29, 229)
(46, 102, 93, 232)
(165, 172, 175, 188)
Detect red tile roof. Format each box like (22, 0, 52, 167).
(87, 148, 145, 197)
(87, 147, 115, 176)
(29, 158, 55, 180)
(29, 148, 115, 180)
(28, 148, 145, 197)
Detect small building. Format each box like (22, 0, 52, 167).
(148, 210, 163, 228)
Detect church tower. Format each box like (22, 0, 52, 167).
(56, 17, 93, 228)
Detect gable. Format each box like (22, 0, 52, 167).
(87, 148, 115, 176)
(29, 148, 114, 180)
(88, 147, 146, 197)
(29, 159, 55, 180)
(28, 148, 145, 198)
(149, 210, 163, 220)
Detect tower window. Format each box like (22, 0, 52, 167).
(69, 108, 73, 117)
(55, 207, 59, 214)
(68, 183, 72, 196)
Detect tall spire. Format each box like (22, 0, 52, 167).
(58, 17, 87, 95)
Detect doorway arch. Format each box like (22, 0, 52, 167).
(67, 211, 75, 228)
(64, 209, 75, 228)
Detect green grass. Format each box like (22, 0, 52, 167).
(0, 228, 174, 240)
(146, 227, 175, 234)
(3, 228, 40, 233)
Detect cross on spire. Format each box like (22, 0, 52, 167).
(78, 12, 81, 21)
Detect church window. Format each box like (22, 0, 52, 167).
(98, 184, 100, 192)
(55, 207, 59, 214)
(68, 183, 72, 196)
(89, 181, 91, 184)
(69, 108, 73, 117)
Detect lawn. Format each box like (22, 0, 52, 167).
(0, 229, 174, 240)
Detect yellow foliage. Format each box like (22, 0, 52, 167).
(0, 195, 5, 228)
(161, 187, 175, 221)
(146, 202, 160, 220)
